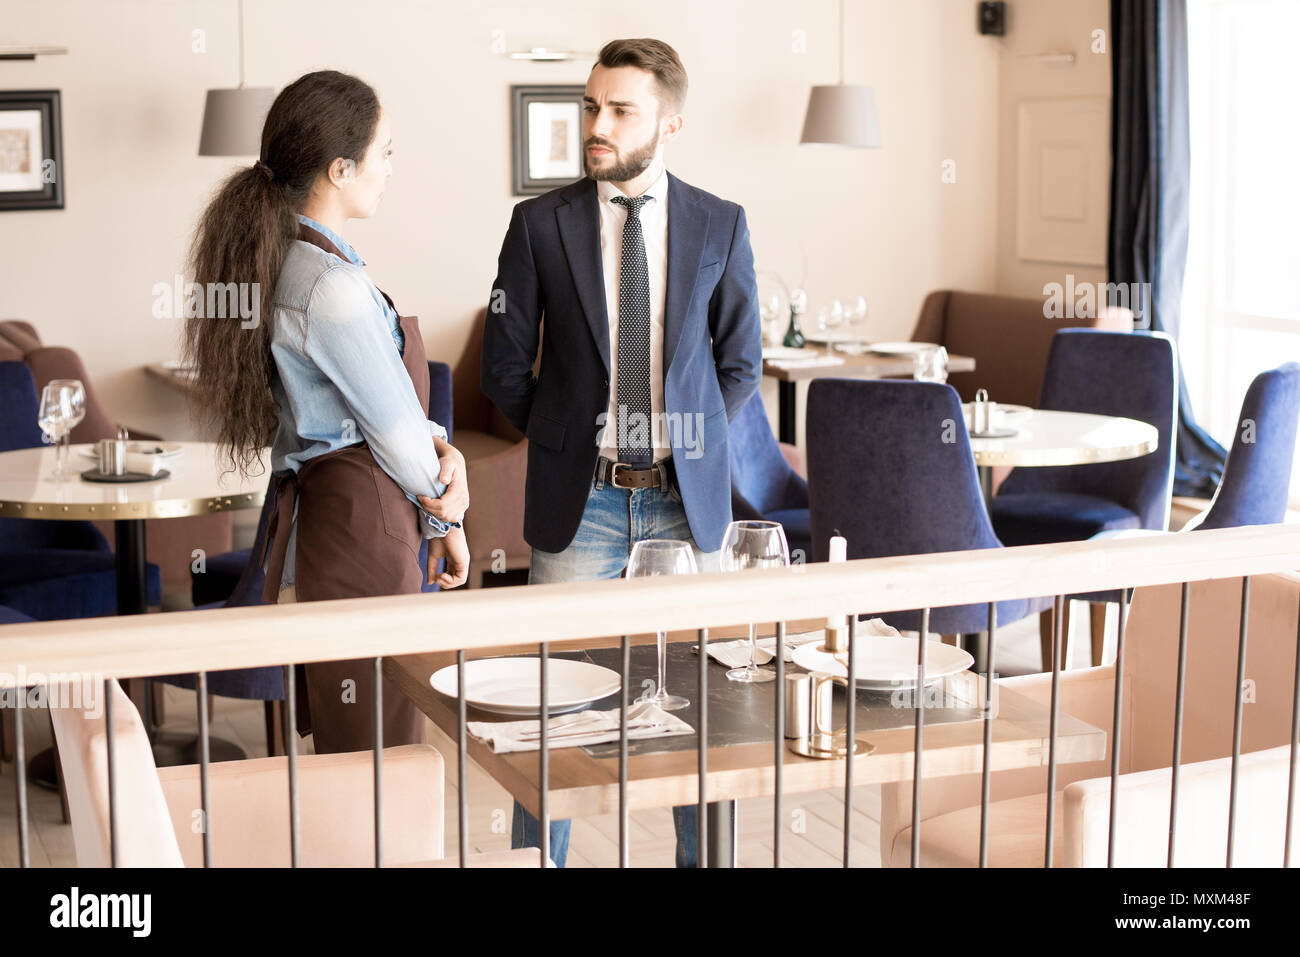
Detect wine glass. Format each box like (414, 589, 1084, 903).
(626, 539, 698, 711)
(38, 380, 85, 480)
(912, 345, 949, 384)
(849, 295, 870, 344)
(719, 520, 790, 682)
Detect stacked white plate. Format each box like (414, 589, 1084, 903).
(791, 636, 973, 691)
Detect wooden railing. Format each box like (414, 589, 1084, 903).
(0, 523, 1296, 681)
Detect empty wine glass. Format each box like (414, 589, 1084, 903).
(626, 539, 699, 710)
(719, 520, 790, 682)
(38, 379, 85, 480)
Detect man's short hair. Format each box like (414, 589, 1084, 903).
(594, 38, 688, 113)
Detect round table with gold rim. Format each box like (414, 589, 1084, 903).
(967, 408, 1160, 506)
(0, 441, 268, 768)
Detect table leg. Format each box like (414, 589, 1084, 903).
(978, 465, 994, 511)
(777, 381, 798, 446)
(706, 799, 738, 867)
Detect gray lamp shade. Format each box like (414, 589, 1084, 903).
(198, 87, 276, 156)
(799, 85, 882, 148)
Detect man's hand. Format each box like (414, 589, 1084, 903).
(419, 437, 468, 524)
(426, 526, 469, 589)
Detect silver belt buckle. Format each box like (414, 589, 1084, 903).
(610, 461, 636, 489)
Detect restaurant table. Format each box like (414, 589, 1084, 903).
(967, 409, 1159, 509)
(763, 344, 977, 445)
(959, 409, 1159, 672)
(0, 441, 267, 769)
(389, 621, 1106, 867)
(143, 362, 198, 397)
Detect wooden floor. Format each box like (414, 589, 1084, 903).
(1, 609, 1067, 868)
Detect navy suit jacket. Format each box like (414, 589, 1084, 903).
(481, 173, 762, 553)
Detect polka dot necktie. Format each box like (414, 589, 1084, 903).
(611, 194, 654, 467)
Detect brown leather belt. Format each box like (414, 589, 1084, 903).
(596, 457, 674, 490)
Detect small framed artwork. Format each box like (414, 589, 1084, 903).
(0, 90, 64, 211)
(511, 85, 585, 196)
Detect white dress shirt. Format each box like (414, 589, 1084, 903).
(596, 169, 671, 463)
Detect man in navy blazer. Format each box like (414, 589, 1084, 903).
(482, 38, 761, 866)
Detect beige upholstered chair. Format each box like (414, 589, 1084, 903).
(51, 679, 543, 867)
(880, 572, 1300, 866)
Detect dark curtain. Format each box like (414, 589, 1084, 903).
(1108, 0, 1226, 498)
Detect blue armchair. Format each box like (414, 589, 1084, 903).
(729, 391, 811, 561)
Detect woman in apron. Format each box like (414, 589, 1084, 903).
(183, 70, 468, 753)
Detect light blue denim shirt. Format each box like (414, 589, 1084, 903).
(266, 214, 452, 590)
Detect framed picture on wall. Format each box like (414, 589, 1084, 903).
(511, 85, 585, 196)
(0, 90, 63, 211)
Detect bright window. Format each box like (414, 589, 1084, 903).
(1183, 0, 1300, 505)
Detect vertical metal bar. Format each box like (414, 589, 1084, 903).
(457, 650, 467, 868)
(373, 656, 383, 869)
(104, 678, 118, 868)
(197, 670, 212, 868)
(979, 601, 997, 868)
(909, 608, 929, 867)
(1106, 593, 1130, 867)
(539, 642, 548, 868)
(1285, 591, 1300, 868)
(697, 627, 708, 868)
(619, 635, 630, 869)
(844, 613, 858, 867)
(774, 621, 785, 868)
(284, 664, 299, 868)
(1227, 576, 1250, 867)
(14, 683, 28, 868)
(1168, 583, 1190, 867)
(1045, 595, 1064, 868)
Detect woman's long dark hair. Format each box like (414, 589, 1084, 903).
(184, 70, 380, 475)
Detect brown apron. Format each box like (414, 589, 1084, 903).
(261, 223, 430, 754)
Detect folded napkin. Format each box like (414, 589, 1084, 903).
(468, 701, 693, 754)
(123, 451, 165, 476)
(699, 619, 903, 669)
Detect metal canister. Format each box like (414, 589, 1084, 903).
(98, 437, 126, 475)
(784, 672, 810, 739)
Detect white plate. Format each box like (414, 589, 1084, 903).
(868, 341, 934, 356)
(77, 441, 184, 459)
(762, 346, 816, 361)
(802, 327, 870, 345)
(791, 636, 973, 691)
(430, 657, 622, 716)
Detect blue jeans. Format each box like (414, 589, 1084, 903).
(513, 473, 716, 867)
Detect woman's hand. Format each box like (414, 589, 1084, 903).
(419, 436, 468, 524)
(426, 526, 470, 589)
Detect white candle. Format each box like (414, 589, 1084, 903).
(828, 535, 847, 563)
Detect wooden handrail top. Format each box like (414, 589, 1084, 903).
(0, 523, 1296, 686)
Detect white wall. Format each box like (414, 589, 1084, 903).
(0, 0, 1000, 438)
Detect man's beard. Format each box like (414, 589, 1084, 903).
(584, 128, 659, 182)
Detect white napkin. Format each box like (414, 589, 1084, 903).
(767, 355, 846, 370)
(699, 620, 904, 669)
(697, 629, 826, 669)
(123, 452, 165, 476)
(468, 701, 693, 754)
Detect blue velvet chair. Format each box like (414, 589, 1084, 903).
(987, 331, 1176, 669)
(991, 330, 1178, 545)
(1193, 362, 1300, 530)
(192, 360, 456, 605)
(729, 391, 811, 561)
(807, 378, 1052, 635)
(0, 362, 161, 619)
